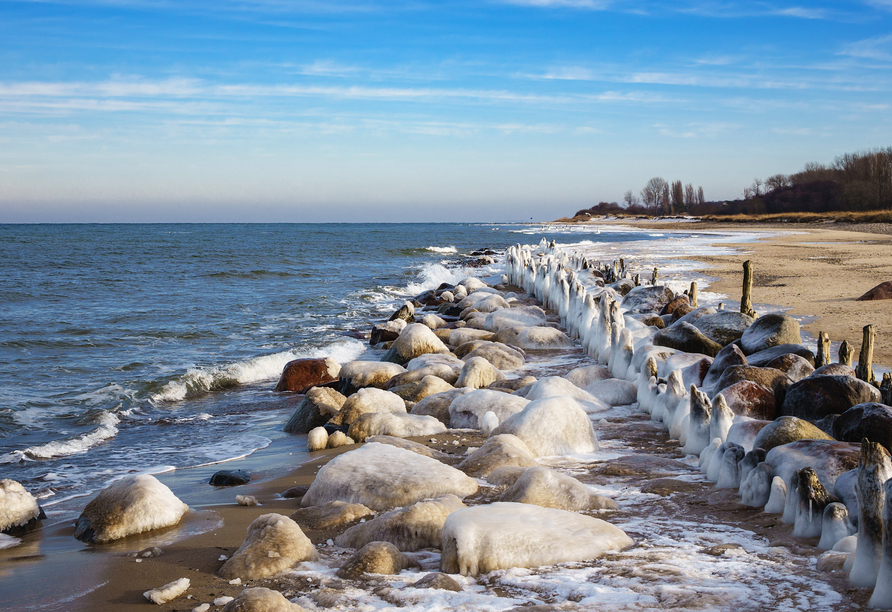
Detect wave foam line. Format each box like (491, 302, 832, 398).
(151, 338, 367, 403)
(2, 412, 120, 463)
(426, 245, 457, 253)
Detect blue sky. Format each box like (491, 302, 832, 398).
(1, 0, 890, 222)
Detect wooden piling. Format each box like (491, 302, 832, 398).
(815, 332, 831, 369)
(839, 340, 854, 367)
(855, 324, 876, 384)
(741, 260, 756, 318)
(651, 267, 658, 286)
(690, 282, 698, 308)
(633, 273, 640, 287)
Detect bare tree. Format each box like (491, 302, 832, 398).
(671, 180, 685, 212)
(661, 184, 671, 215)
(751, 178, 763, 197)
(697, 186, 705, 205)
(640, 177, 668, 213)
(684, 183, 695, 207)
(623, 189, 639, 208)
(764, 174, 790, 192)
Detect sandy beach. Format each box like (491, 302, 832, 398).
(5, 222, 891, 612)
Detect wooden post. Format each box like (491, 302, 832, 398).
(815, 331, 831, 368)
(881, 373, 892, 406)
(856, 324, 876, 384)
(690, 281, 699, 308)
(741, 260, 756, 318)
(634, 273, 640, 287)
(839, 340, 854, 367)
(619, 258, 625, 275)
(651, 267, 658, 286)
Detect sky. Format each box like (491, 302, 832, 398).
(0, 0, 891, 222)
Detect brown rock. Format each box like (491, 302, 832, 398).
(716, 380, 777, 420)
(275, 358, 340, 393)
(336, 541, 420, 579)
(857, 281, 892, 301)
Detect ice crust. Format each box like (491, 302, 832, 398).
(492, 396, 599, 457)
(218, 513, 316, 580)
(300, 443, 478, 511)
(0, 479, 41, 532)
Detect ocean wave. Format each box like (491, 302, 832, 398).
(186, 434, 272, 468)
(3, 411, 120, 462)
(401, 263, 475, 296)
(150, 338, 367, 403)
(426, 245, 458, 254)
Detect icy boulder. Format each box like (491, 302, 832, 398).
(564, 364, 612, 388)
(335, 495, 465, 551)
(347, 412, 446, 442)
(457, 434, 538, 477)
(329, 388, 406, 426)
(143, 578, 190, 605)
(522, 377, 609, 413)
(337, 541, 421, 579)
(500, 467, 617, 511)
(283, 387, 346, 434)
(290, 501, 374, 530)
(220, 587, 306, 612)
(411, 388, 473, 425)
(218, 514, 316, 580)
(584, 379, 638, 407)
(74, 474, 188, 544)
(454, 356, 505, 389)
(448, 389, 529, 429)
(463, 343, 525, 371)
(493, 397, 599, 457)
(483, 305, 548, 332)
(338, 361, 406, 395)
(301, 443, 478, 511)
(382, 324, 450, 366)
(441, 502, 633, 575)
(512, 327, 574, 349)
(0, 479, 43, 533)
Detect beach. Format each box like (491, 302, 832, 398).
(2, 221, 891, 611)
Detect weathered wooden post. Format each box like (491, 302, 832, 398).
(689, 281, 699, 308)
(741, 260, 756, 318)
(856, 324, 876, 384)
(633, 273, 641, 287)
(839, 340, 854, 367)
(651, 267, 658, 286)
(815, 332, 831, 368)
(881, 373, 892, 405)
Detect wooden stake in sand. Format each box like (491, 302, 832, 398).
(855, 324, 876, 384)
(689, 282, 698, 308)
(651, 267, 658, 286)
(740, 260, 756, 318)
(816, 332, 831, 369)
(634, 273, 640, 287)
(839, 340, 855, 367)
(881, 373, 892, 406)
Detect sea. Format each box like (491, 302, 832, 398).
(0, 222, 754, 523)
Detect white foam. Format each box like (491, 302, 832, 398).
(402, 263, 476, 296)
(4, 411, 120, 462)
(0, 534, 21, 549)
(151, 339, 366, 402)
(426, 246, 458, 254)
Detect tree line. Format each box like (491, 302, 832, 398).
(572, 146, 892, 219)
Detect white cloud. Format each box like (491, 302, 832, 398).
(839, 34, 892, 62)
(499, 0, 612, 9)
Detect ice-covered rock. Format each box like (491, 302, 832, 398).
(493, 397, 599, 457)
(327, 431, 354, 448)
(338, 361, 407, 395)
(584, 378, 637, 407)
(522, 377, 608, 413)
(739, 313, 801, 355)
(219, 587, 306, 612)
(218, 514, 316, 580)
(335, 495, 465, 551)
(654, 322, 722, 357)
(411, 388, 473, 425)
(463, 343, 525, 371)
(290, 501, 374, 530)
(329, 387, 406, 426)
(144, 578, 190, 604)
(851, 440, 892, 588)
(500, 466, 617, 511)
(454, 356, 505, 389)
(382, 324, 450, 365)
(564, 364, 612, 388)
(307, 427, 328, 451)
(348, 412, 446, 442)
(337, 541, 421, 579)
(448, 389, 529, 429)
(422, 314, 447, 330)
(0, 479, 43, 533)
(301, 443, 478, 511)
(818, 502, 854, 551)
(869, 479, 892, 608)
(833, 403, 892, 451)
(726, 419, 770, 453)
(457, 434, 538, 477)
(411, 572, 463, 592)
(766, 439, 859, 494)
(74, 474, 188, 544)
(283, 387, 346, 434)
(510, 327, 574, 349)
(692, 311, 754, 347)
(441, 502, 633, 575)
(448, 328, 495, 347)
(389, 375, 454, 404)
(751, 416, 833, 452)
(781, 375, 881, 422)
(483, 305, 547, 331)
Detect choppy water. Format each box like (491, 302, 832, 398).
(1, 222, 676, 519)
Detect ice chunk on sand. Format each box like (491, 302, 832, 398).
(219, 587, 305, 611)
(144, 578, 190, 604)
(301, 443, 478, 511)
(441, 502, 633, 575)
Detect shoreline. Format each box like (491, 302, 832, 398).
(5, 223, 889, 611)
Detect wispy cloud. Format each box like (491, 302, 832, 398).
(498, 0, 613, 9)
(839, 33, 892, 62)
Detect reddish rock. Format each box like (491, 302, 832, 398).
(274, 357, 340, 393)
(857, 281, 892, 301)
(717, 380, 777, 420)
(659, 295, 691, 317)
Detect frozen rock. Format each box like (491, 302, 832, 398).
(851, 440, 892, 588)
(307, 427, 328, 451)
(219, 587, 306, 612)
(564, 364, 612, 388)
(464, 343, 525, 371)
(584, 379, 637, 407)
(382, 324, 450, 365)
(486, 466, 530, 486)
(745, 344, 815, 368)
(74, 474, 188, 544)
(481, 411, 499, 435)
(781, 375, 881, 422)
(370, 319, 407, 345)
(654, 322, 722, 357)
(283, 387, 347, 434)
(411, 572, 463, 592)
(144, 578, 190, 604)
(455, 356, 505, 389)
(236, 495, 259, 507)
(701, 343, 747, 394)
(458, 434, 538, 477)
(347, 412, 446, 442)
(290, 501, 374, 530)
(714, 381, 777, 421)
(621, 285, 674, 314)
(366, 435, 454, 463)
(336, 541, 420, 579)
(301, 443, 478, 511)
(818, 503, 854, 551)
(389, 375, 455, 403)
(449, 329, 495, 348)
(0, 479, 42, 533)
(326, 431, 354, 448)
(411, 388, 473, 425)
(335, 495, 465, 551)
(338, 361, 406, 395)
(752, 416, 833, 452)
(441, 502, 633, 575)
(448, 389, 529, 429)
(406, 353, 465, 380)
(739, 313, 801, 355)
(764, 353, 814, 382)
(766, 439, 859, 494)
(218, 514, 316, 580)
(274, 357, 340, 393)
(483, 306, 548, 332)
(727, 419, 770, 453)
(522, 377, 608, 413)
(500, 467, 617, 511)
(422, 314, 447, 330)
(493, 397, 599, 457)
(329, 388, 406, 426)
(511, 327, 574, 349)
